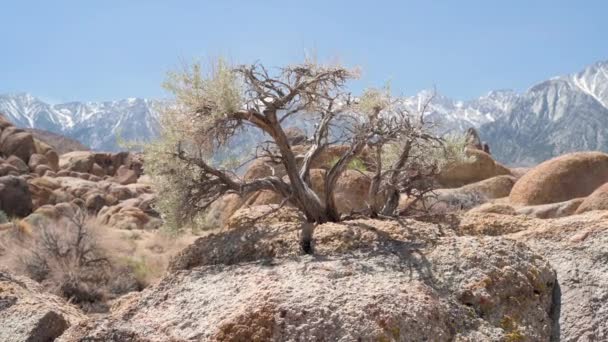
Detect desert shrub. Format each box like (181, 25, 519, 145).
(0, 210, 8, 224)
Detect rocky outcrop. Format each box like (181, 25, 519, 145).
(437, 148, 511, 188)
(516, 198, 584, 219)
(0, 175, 32, 217)
(458, 211, 608, 341)
(0, 270, 85, 342)
(511, 213, 608, 341)
(459, 175, 516, 199)
(575, 182, 608, 214)
(510, 152, 608, 206)
(64, 218, 555, 341)
(59, 151, 143, 179)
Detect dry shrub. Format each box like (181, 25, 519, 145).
(0, 208, 197, 312)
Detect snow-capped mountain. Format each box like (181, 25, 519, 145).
(0, 94, 160, 151)
(0, 59, 607, 165)
(480, 60, 608, 166)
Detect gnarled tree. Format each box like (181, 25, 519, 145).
(146, 59, 448, 231)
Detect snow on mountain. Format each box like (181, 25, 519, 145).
(0, 94, 160, 151)
(0, 59, 606, 165)
(481, 60, 608, 166)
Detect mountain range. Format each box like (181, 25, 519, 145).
(1, 60, 607, 166)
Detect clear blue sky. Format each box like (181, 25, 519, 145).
(1, 0, 607, 103)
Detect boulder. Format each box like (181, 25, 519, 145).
(468, 202, 517, 215)
(460, 175, 516, 199)
(0, 163, 19, 177)
(437, 148, 511, 188)
(575, 182, 608, 214)
(0, 270, 85, 342)
(464, 127, 483, 150)
(59, 151, 96, 173)
(27, 153, 49, 171)
(65, 219, 556, 341)
(516, 198, 584, 219)
(5, 155, 29, 174)
(0, 175, 32, 217)
(510, 152, 608, 206)
(0, 127, 36, 163)
(506, 212, 608, 341)
(112, 165, 138, 185)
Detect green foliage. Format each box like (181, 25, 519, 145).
(355, 84, 392, 116)
(329, 156, 367, 172)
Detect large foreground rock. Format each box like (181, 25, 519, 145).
(0, 270, 85, 342)
(510, 152, 608, 205)
(459, 211, 608, 341)
(62, 218, 556, 341)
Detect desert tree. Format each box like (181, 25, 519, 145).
(145, 58, 451, 231)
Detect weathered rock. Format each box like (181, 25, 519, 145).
(0, 175, 32, 217)
(0, 162, 19, 177)
(0, 270, 85, 342)
(6, 155, 29, 174)
(59, 151, 96, 173)
(507, 212, 608, 341)
(510, 152, 608, 205)
(112, 165, 138, 185)
(516, 198, 584, 219)
(27, 153, 49, 172)
(97, 194, 160, 230)
(464, 127, 483, 150)
(437, 148, 511, 188)
(0, 127, 36, 163)
(468, 202, 517, 215)
(460, 175, 516, 199)
(575, 182, 608, 214)
(67, 219, 555, 341)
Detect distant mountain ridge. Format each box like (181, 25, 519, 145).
(1, 60, 607, 165)
(0, 94, 160, 152)
(480, 60, 608, 166)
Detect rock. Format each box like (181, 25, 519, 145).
(460, 175, 516, 199)
(90, 163, 105, 177)
(510, 152, 608, 205)
(0, 127, 36, 163)
(112, 165, 138, 185)
(506, 212, 608, 341)
(226, 205, 304, 231)
(437, 148, 511, 188)
(516, 198, 584, 219)
(401, 187, 487, 215)
(458, 212, 537, 236)
(84, 192, 107, 213)
(0, 163, 19, 177)
(284, 126, 307, 145)
(6, 155, 29, 174)
(464, 127, 483, 150)
(468, 202, 516, 215)
(68, 219, 555, 341)
(34, 164, 52, 176)
(27, 153, 49, 172)
(575, 182, 608, 214)
(0, 175, 32, 217)
(0, 270, 85, 342)
(59, 151, 96, 173)
(97, 195, 161, 230)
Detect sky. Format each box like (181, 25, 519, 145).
(1, 0, 607, 103)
